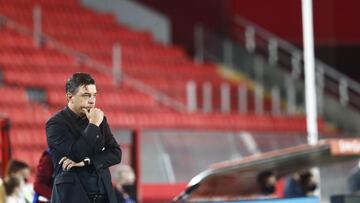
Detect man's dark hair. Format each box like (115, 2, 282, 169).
(7, 159, 29, 175)
(65, 72, 95, 94)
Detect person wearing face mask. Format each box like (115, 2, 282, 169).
(4, 176, 23, 203)
(5, 160, 33, 203)
(298, 171, 317, 196)
(112, 165, 136, 203)
(256, 170, 277, 198)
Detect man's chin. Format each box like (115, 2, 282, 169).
(79, 112, 87, 119)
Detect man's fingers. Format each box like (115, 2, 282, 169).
(66, 163, 74, 171)
(62, 160, 73, 171)
(82, 108, 90, 117)
(62, 160, 70, 170)
(59, 157, 67, 165)
(59, 158, 84, 171)
(60, 158, 73, 171)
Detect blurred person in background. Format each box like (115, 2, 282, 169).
(112, 165, 136, 203)
(33, 149, 53, 203)
(3, 176, 23, 203)
(256, 170, 277, 198)
(46, 72, 121, 203)
(298, 171, 317, 196)
(284, 170, 317, 198)
(6, 160, 33, 203)
(0, 177, 5, 203)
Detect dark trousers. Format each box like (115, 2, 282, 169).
(88, 194, 108, 203)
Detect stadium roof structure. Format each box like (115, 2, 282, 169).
(176, 138, 360, 201)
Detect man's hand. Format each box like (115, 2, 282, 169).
(82, 108, 104, 126)
(59, 157, 85, 171)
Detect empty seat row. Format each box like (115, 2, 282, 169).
(2, 69, 117, 89)
(104, 112, 325, 133)
(0, 105, 52, 127)
(0, 50, 75, 66)
(0, 31, 34, 48)
(0, 0, 82, 8)
(0, 64, 85, 73)
(10, 127, 47, 147)
(69, 44, 185, 62)
(47, 89, 158, 109)
(1, 8, 114, 23)
(0, 102, 318, 132)
(47, 29, 152, 45)
(0, 87, 28, 105)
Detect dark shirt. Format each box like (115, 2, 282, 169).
(46, 106, 121, 203)
(66, 107, 106, 195)
(48, 106, 107, 195)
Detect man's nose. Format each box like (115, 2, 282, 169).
(88, 97, 95, 104)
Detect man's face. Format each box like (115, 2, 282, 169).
(68, 84, 97, 116)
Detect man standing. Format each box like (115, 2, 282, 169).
(46, 72, 122, 203)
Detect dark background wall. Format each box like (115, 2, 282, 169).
(137, 0, 360, 81)
(231, 0, 360, 81)
(137, 0, 230, 56)
(231, 0, 360, 45)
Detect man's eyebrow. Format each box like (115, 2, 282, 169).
(81, 92, 97, 95)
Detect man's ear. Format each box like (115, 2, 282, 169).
(66, 93, 72, 102)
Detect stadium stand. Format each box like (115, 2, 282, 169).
(0, 0, 332, 201)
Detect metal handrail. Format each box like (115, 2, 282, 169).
(234, 15, 360, 108)
(235, 16, 299, 53)
(1, 14, 187, 112)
